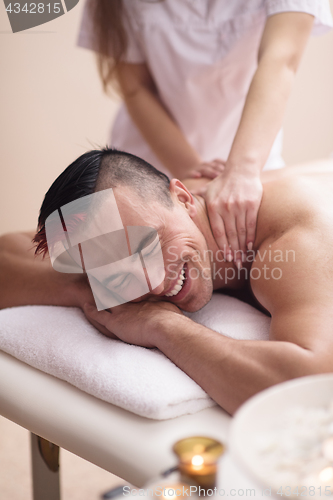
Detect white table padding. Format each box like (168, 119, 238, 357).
(0, 294, 270, 420)
(0, 350, 231, 487)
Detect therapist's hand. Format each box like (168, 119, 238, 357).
(201, 170, 263, 266)
(186, 159, 226, 180)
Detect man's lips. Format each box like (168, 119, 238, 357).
(161, 264, 185, 296)
(166, 263, 190, 303)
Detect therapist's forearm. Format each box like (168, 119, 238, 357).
(226, 12, 313, 176)
(124, 86, 201, 178)
(225, 58, 295, 176)
(152, 314, 312, 415)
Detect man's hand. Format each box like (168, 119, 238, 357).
(200, 170, 263, 266)
(186, 159, 226, 180)
(83, 300, 182, 348)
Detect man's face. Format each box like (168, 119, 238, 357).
(111, 184, 214, 312)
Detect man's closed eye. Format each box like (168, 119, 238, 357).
(103, 273, 132, 291)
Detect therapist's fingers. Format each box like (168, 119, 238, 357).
(203, 160, 226, 173)
(198, 165, 222, 179)
(246, 205, 259, 251)
(223, 214, 241, 266)
(206, 204, 233, 262)
(236, 213, 247, 264)
(244, 178, 263, 251)
(190, 185, 207, 196)
(187, 167, 217, 179)
(211, 159, 226, 169)
(187, 161, 226, 180)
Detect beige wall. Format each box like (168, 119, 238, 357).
(282, 3, 333, 164)
(0, 1, 332, 234)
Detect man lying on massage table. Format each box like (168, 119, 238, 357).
(1, 150, 333, 417)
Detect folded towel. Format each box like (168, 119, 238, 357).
(0, 294, 270, 420)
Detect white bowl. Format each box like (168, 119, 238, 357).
(229, 374, 333, 498)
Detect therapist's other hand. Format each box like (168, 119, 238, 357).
(186, 159, 226, 180)
(201, 171, 263, 266)
(83, 300, 182, 348)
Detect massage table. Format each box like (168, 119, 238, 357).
(0, 349, 232, 500)
(0, 295, 269, 499)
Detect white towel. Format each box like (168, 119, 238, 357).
(0, 294, 270, 420)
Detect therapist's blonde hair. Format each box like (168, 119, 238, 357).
(90, 0, 164, 95)
(89, 0, 127, 94)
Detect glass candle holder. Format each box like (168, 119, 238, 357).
(144, 471, 200, 500)
(173, 436, 225, 492)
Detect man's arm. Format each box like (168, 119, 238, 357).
(84, 222, 333, 415)
(0, 232, 89, 309)
(155, 224, 333, 414)
(85, 299, 331, 415)
(0, 232, 120, 339)
(155, 315, 327, 415)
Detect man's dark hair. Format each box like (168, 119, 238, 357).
(33, 147, 172, 256)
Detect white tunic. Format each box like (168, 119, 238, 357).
(78, 0, 332, 176)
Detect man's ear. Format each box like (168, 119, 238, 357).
(169, 179, 197, 217)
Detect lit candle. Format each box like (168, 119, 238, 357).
(160, 482, 197, 500)
(144, 474, 200, 500)
(173, 436, 225, 492)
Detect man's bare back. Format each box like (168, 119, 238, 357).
(184, 158, 333, 359)
(251, 161, 333, 355)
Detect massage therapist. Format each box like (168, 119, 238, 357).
(77, 0, 332, 268)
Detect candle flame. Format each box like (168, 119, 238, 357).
(191, 455, 204, 466)
(319, 467, 333, 482)
(193, 444, 205, 454)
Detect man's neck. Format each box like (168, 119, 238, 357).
(193, 196, 247, 291)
